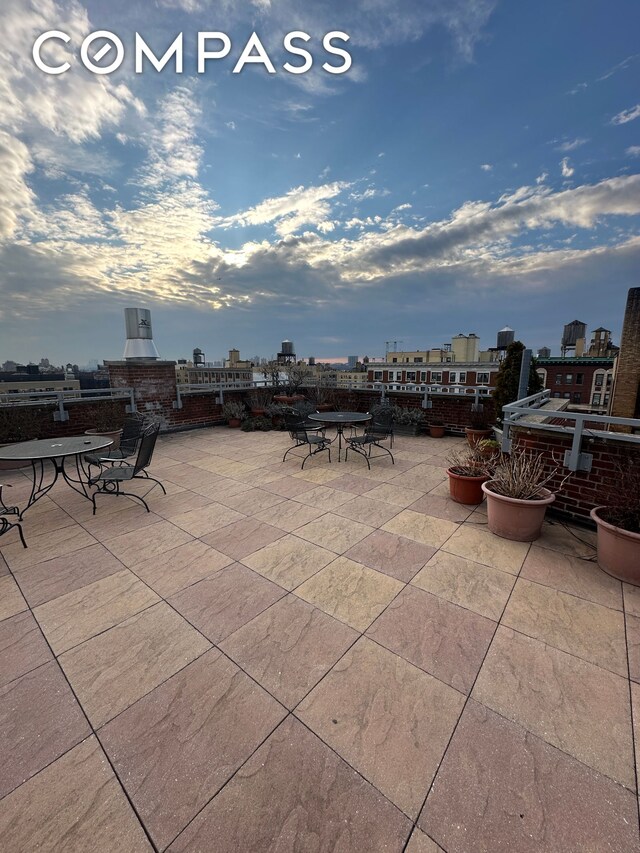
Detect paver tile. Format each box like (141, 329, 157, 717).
(34, 569, 159, 654)
(412, 551, 515, 621)
(295, 556, 403, 631)
(12, 543, 123, 608)
(131, 540, 233, 597)
(295, 513, 375, 553)
(103, 521, 193, 568)
(201, 517, 284, 559)
(627, 613, 640, 684)
(166, 716, 411, 853)
(0, 574, 28, 621)
(1, 524, 97, 572)
(0, 737, 152, 853)
(421, 699, 639, 853)
(169, 563, 285, 643)
(0, 660, 91, 798)
(365, 482, 426, 507)
(261, 476, 318, 498)
(0, 611, 52, 688)
(242, 534, 335, 590)
(535, 521, 597, 558)
(252, 500, 325, 532)
(297, 637, 464, 817)
(443, 525, 529, 574)
(344, 529, 436, 582)
(405, 829, 444, 852)
(338, 495, 402, 527)
(472, 626, 635, 788)
(60, 602, 210, 727)
(221, 595, 357, 708)
(408, 493, 475, 523)
(101, 650, 286, 850)
(522, 545, 622, 610)
(218, 487, 286, 515)
(382, 510, 458, 548)
(502, 578, 627, 675)
(368, 584, 495, 693)
(291, 485, 353, 511)
(624, 583, 640, 617)
(165, 503, 245, 538)
(81, 508, 162, 542)
(328, 474, 378, 495)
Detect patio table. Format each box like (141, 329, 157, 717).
(308, 411, 371, 462)
(0, 435, 113, 518)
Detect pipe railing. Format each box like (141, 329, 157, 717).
(502, 389, 640, 471)
(0, 387, 136, 422)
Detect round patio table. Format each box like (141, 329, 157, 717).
(308, 411, 371, 462)
(0, 436, 113, 518)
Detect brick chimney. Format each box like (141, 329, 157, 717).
(610, 287, 640, 423)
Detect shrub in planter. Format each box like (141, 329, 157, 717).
(477, 438, 501, 458)
(248, 388, 273, 417)
(465, 407, 493, 447)
(482, 449, 571, 542)
(83, 401, 127, 450)
(221, 401, 247, 427)
(266, 403, 287, 429)
(591, 455, 640, 585)
(241, 416, 272, 432)
(446, 444, 497, 505)
(391, 406, 424, 436)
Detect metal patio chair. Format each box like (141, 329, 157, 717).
(345, 408, 395, 470)
(89, 422, 166, 513)
(83, 413, 148, 475)
(0, 484, 26, 548)
(282, 412, 332, 469)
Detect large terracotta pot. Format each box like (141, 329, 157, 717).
(465, 427, 493, 448)
(228, 418, 241, 428)
(482, 481, 555, 541)
(429, 424, 445, 438)
(447, 468, 487, 505)
(85, 428, 122, 451)
(591, 507, 640, 586)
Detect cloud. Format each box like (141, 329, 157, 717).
(225, 121, 237, 131)
(554, 137, 588, 152)
(627, 146, 640, 157)
(560, 157, 574, 178)
(536, 172, 548, 185)
(611, 104, 640, 125)
(597, 53, 640, 82)
(480, 164, 493, 172)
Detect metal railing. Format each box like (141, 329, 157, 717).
(0, 387, 136, 422)
(501, 389, 640, 471)
(173, 380, 259, 409)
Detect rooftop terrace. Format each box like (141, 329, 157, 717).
(0, 427, 638, 852)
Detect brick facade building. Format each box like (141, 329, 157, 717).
(535, 357, 616, 413)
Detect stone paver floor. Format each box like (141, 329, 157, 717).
(0, 427, 639, 852)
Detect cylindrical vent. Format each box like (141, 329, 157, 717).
(123, 308, 159, 360)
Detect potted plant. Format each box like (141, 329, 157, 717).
(248, 388, 273, 417)
(465, 406, 494, 448)
(429, 420, 445, 438)
(591, 456, 640, 585)
(221, 400, 246, 427)
(391, 406, 424, 436)
(446, 444, 496, 505)
(481, 448, 571, 541)
(84, 401, 126, 450)
(477, 438, 501, 458)
(266, 402, 287, 429)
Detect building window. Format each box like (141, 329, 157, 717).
(553, 392, 561, 398)
(477, 372, 490, 384)
(555, 374, 562, 385)
(373, 371, 382, 381)
(606, 374, 612, 389)
(449, 372, 457, 383)
(431, 371, 442, 383)
(458, 372, 467, 383)
(604, 393, 610, 405)
(392, 357, 397, 363)
(406, 371, 416, 382)
(595, 373, 604, 387)
(592, 393, 601, 405)
(420, 371, 427, 381)
(572, 392, 582, 403)
(576, 373, 583, 385)
(565, 374, 573, 384)
(563, 392, 571, 399)
(413, 357, 424, 363)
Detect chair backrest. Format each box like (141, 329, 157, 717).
(367, 408, 394, 438)
(283, 412, 309, 441)
(133, 423, 160, 474)
(119, 414, 147, 454)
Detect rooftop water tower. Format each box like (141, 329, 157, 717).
(277, 339, 296, 364)
(496, 326, 515, 350)
(123, 308, 159, 361)
(561, 320, 587, 356)
(193, 348, 204, 367)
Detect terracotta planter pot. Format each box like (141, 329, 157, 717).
(315, 403, 334, 412)
(591, 507, 640, 586)
(482, 481, 555, 542)
(429, 425, 445, 438)
(228, 418, 241, 428)
(465, 427, 493, 448)
(250, 408, 266, 417)
(447, 468, 487, 505)
(85, 428, 122, 451)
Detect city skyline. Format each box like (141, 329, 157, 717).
(1, 0, 639, 363)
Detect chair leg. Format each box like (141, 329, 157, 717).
(16, 522, 27, 549)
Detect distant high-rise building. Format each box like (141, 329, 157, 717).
(537, 347, 551, 358)
(347, 355, 358, 368)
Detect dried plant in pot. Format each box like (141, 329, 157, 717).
(446, 444, 498, 505)
(591, 455, 640, 585)
(248, 388, 273, 417)
(465, 407, 493, 447)
(221, 400, 247, 427)
(482, 448, 571, 542)
(84, 401, 126, 450)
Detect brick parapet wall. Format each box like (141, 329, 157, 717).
(510, 426, 640, 525)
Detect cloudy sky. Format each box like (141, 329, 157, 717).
(1, 0, 639, 366)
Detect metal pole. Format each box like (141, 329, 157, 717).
(517, 349, 532, 401)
